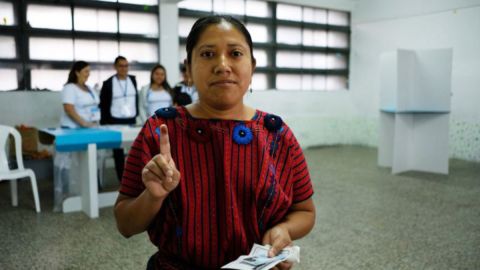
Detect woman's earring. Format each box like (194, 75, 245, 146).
(250, 86, 253, 93)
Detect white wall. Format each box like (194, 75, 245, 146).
(245, 90, 377, 148)
(353, 0, 480, 23)
(0, 91, 62, 128)
(348, 1, 480, 161)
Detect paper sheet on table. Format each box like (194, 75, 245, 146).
(221, 243, 300, 270)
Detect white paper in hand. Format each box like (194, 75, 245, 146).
(221, 243, 300, 270)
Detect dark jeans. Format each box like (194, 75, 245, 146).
(146, 253, 156, 270)
(113, 148, 125, 182)
(146, 252, 198, 270)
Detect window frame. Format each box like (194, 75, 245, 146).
(178, 1, 351, 91)
(0, 0, 159, 91)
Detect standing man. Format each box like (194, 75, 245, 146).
(99, 56, 139, 181)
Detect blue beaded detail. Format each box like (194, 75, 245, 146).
(232, 124, 253, 145)
(155, 107, 177, 119)
(264, 114, 283, 131)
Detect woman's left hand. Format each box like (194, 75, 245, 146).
(262, 224, 294, 270)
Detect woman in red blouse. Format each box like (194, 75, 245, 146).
(114, 15, 316, 270)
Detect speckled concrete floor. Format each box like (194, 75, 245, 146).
(0, 146, 479, 270)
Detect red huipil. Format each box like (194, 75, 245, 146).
(120, 106, 313, 269)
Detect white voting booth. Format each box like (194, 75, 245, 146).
(378, 48, 452, 174)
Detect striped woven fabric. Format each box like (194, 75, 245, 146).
(120, 106, 313, 269)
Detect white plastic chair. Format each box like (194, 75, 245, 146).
(0, 125, 41, 213)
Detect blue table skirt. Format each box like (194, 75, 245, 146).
(41, 128, 122, 152)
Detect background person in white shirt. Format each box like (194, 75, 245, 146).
(138, 64, 173, 124)
(99, 56, 139, 181)
(55, 60, 100, 211)
(60, 61, 100, 128)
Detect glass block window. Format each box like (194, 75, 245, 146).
(119, 11, 158, 36)
(328, 10, 350, 26)
(178, 1, 350, 90)
(31, 69, 70, 91)
(119, 41, 159, 63)
(27, 5, 72, 30)
(213, 0, 245, 16)
(0, 0, 159, 91)
(276, 4, 302, 22)
(277, 26, 302, 45)
(253, 49, 268, 67)
(274, 3, 350, 90)
(29, 38, 74, 61)
(246, 1, 269, 17)
(0, 1, 15, 25)
(303, 7, 327, 24)
(74, 8, 118, 33)
(178, 17, 197, 38)
(252, 73, 268, 91)
(178, 0, 212, 12)
(276, 51, 302, 68)
(119, 0, 158, 4)
(246, 23, 269, 43)
(74, 40, 119, 62)
(0, 35, 15, 59)
(0, 69, 18, 91)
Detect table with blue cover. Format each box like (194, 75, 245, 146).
(40, 126, 140, 218)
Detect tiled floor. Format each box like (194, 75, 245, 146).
(0, 146, 479, 269)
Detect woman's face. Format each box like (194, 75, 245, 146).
(188, 23, 255, 110)
(76, 65, 90, 84)
(152, 68, 166, 86)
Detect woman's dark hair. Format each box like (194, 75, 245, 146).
(66, 61, 89, 84)
(150, 64, 172, 92)
(185, 15, 255, 66)
(179, 63, 186, 73)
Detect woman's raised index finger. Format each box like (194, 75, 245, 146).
(159, 124, 171, 158)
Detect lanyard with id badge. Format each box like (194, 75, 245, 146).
(117, 77, 135, 118)
(85, 88, 100, 122)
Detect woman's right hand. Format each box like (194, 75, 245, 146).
(142, 124, 181, 200)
